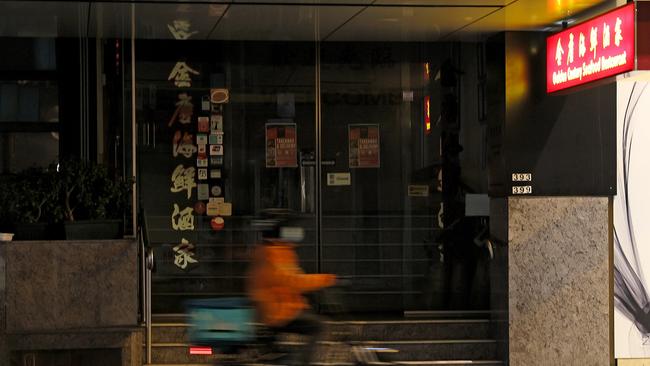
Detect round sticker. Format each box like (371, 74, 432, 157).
(211, 216, 225, 231)
(211, 186, 222, 196)
(210, 89, 229, 104)
(194, 201, 206, 215)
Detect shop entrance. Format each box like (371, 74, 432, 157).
(127, 3, 494, 315)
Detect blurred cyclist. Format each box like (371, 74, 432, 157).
(247, 209, 336, 365)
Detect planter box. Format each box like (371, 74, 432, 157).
(64, 220, 123, 240)
(14, 222, 49, 241)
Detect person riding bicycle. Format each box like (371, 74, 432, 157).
(247, 209, 336, 365)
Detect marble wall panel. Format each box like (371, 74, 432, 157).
(4, 240, 138, 332)
(509, 197, 610, 366)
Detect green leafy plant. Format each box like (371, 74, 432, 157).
(0, 175, 19, 230)
(0, 168, 59, 225)
(57, 159, 132, 222)
(0, 161, 131, 230)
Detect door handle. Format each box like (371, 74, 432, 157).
(146, 123, 150, 146)
(300, 160, 336, 167)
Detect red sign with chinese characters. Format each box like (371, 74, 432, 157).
(424, 95, 431, 134)
(547, 3, 635, 93)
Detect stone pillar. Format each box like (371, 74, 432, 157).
(508, 197, 610, 365)
(0, 243, 6, 365)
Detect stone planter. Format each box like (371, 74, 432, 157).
(64, 220, 123, 240)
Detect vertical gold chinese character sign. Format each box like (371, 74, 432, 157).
(173, 239, 198, 269)
(168, 62, 199, 88)
(167, 61, 201, 270)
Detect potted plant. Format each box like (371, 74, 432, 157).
(0, 168, 60, 240)
(0, 174, 17, 238)
(58, 159, 132, 240)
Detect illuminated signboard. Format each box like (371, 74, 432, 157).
(189, 346, 212, 355)
(547, 3, 635, 93)
(424, 95, 431, 134)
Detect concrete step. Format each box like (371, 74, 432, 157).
(367, 340, 498, 361)
(146, 362, 503, 366)
(151, 319, 491, 343)
(150, 339, 497, 364)
(329, 320, 491, 342)
(394, 362, 503, 366)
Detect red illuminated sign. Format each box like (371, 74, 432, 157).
(547, 3, 635, 93)
(189, 346, 213, 355)
(424, 96, 431, 134)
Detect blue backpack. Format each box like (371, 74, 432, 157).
(185, 297, 256, 347)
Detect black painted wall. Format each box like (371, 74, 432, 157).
(488, 32, 616, 197)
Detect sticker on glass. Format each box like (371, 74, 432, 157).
(209, 132, 223, 145)
(209, 156, 223, 167)
(197, 184, 210, 200)
(197, 134, 208, 145)
(198, 116, 209, 132)
(194, 201, 206, 215)
(197, 144, 207, 156)
(198, 168, 208, 180)
(210, 169, 222, 179)
(210, 114, 223, 132)
(210, 145, 224, 156)
(217, 202, 232, 216)
(210, 88, 229, 104)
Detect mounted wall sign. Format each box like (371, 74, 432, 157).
(546, 2, 635, 93)
(349, 124, 380, 168)
(265, 122, 297, 168)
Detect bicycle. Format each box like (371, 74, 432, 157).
(185, 284, 395, 366)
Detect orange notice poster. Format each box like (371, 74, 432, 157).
(266, 123, 297, 168)
(349, 124, 380, 168)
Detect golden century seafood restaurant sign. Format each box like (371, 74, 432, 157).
(547, 3, 635, 93)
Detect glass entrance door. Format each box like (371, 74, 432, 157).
(319, 42, 445, 312)
(132, 3, 320, 313)
(129, 2, 493, 314)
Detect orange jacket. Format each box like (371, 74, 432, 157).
(247, 241, 336, 327)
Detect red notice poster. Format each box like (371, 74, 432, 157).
(266, 123, 297, 168)
(349, 124, 380, 168)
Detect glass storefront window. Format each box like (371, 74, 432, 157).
(0, 80, 58, 122)
(0, 0, 500, 314)
(0, 132, 59, 172)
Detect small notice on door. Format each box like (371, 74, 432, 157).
(266, 122, 297, 168)
(349, 124, 380, 168)
(408, 185, 429, 197)
(327, 173, 351, 186)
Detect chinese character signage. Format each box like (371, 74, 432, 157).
(547, 3, 635, 93)
(173, 238, 198, 269)
(349, 124, 380, 168)
(167, 20, 198, 40)
(168, 62, 200, 88)
(266, 123, 297, 168)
